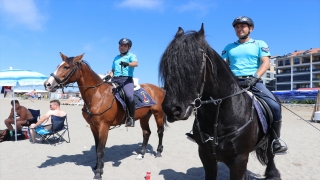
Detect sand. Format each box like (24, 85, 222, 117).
(0, 98, 319, 180)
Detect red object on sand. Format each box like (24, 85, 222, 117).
(145, 171, 151, 180)
(24, 130, 29, 139)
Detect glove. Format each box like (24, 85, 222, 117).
(103, 75, 112, 81)
(239, 77, 259, 88)
(119, 61, 129, 67)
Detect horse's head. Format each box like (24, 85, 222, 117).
(44, 52, 84, 92)
(159, 23, 218, 122)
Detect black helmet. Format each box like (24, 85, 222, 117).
(232, 16, 254, 27)
(119, 38, 132, 47)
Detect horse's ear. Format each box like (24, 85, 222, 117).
(74, 53, 85, 63)
(175, 27, 184, 38)
(60, 52, 68, 61)
(196, 23, 205, 41)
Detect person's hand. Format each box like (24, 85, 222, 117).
(239, 77, 259, 88)
(119, 61, 129, 67)
(103, 75, 112, 81)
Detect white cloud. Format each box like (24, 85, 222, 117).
(177, 1, 217, 16)
(0, 0, 46, 30)
(117, 0, 163, 10)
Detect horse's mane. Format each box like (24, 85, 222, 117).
(159, 30, 237, 104)
(66, 57, 101, 79)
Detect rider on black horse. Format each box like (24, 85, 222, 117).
(187, 16, 287, 154)
(105, 38, 138, 127)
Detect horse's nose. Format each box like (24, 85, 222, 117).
(172, 106, 182, 116)
(162, 103, 182, 118)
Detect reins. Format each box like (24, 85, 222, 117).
(191, 49, 253, 158)
(49, 61, 115, 125)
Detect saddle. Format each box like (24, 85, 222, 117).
(246, 91, 273, 131)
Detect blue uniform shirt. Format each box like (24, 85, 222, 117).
(221, 38, 271, 76)
(112, 52, 137, 77)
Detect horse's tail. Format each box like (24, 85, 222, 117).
(163, 114, 169, 128)
(254, 138, 269, 165)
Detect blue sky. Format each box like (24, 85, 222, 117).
(1, 0, 320, 88)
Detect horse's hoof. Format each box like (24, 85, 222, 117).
(155, 152, 162, 157)
(135, 154, 144, 160)
(93, 175, 102, 180)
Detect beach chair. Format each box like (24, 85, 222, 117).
(22, 109, 40, 127)
(37, 115, 70, 145)
(76, 99, 84, 106)
(70, 97, 80, 105)
(61, 97, 73, 105)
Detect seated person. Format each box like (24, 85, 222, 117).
(4, 100, 34, 133)
(29, 89, 36, 102)
(29, 100, 67, 143)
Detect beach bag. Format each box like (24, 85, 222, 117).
(0, 129, 11, 142)
(9, 132, 26, 141)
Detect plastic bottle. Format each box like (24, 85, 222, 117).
(145, 171, 151, 180)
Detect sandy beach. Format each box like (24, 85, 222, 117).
(0, 97, 319, 180)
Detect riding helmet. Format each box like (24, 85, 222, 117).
(119, 38, 132, 47)
(232, 16, 254, 27)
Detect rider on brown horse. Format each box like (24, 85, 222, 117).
(105, 38, 138, 127)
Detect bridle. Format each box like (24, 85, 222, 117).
(190, 48, 253, 159)
(49, 61, 114, 125)
(50, 62, 79, 93)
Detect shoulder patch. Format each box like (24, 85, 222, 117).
(261, 47, 269, 53)
(221, 50, 226, 55)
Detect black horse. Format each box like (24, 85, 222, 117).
(159, 24, 281, 180)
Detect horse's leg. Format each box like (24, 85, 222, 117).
(265, 143, 281, 180)
(93, 124, 110, 180)
(136, 110, 152, 160)
(154, 112, 165, 157)
(225, 154, 250, 180)
(198, 146, 218, 180)
(90, 125, 99, 170)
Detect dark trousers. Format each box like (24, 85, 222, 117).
(251, 81, 282, 121)
(112, 77, 134, 102)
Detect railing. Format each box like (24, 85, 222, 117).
(277, 72, 291, 75)
(302, 59, 310, 63)
(293, 70, 310, 73)
(312, 69, 320, 72)
(293, 79, 310, 82)
(276, 80, 291, 83)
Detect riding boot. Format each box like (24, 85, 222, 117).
(271, 121, 288, 154)
(125, 101, 135, 127)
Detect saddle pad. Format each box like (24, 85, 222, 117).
(247, 92, 268, 134)
(114, 87, 157, 110)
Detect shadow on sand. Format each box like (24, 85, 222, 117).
(159, 162, 265, 180)
(37, 143, 156, 169)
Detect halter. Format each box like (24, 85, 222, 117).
(191, 49, 253, 159)
(50, 61, 79, 93)
(49, 61, 114, 125)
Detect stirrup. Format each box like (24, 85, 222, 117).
(186, 132, 196, 143)
(271, 138, 288, 155)
(125, 118, 135, 127)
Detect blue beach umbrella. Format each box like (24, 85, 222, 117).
(0, 68, 48, 141)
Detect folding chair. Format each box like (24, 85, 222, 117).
(37, 115, 70, 145)
(22, 109, 40, 127)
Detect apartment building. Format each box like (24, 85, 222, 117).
(263, 57, 276, 91)
(274, 48, 320, 91)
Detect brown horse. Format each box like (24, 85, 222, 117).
(44, 52, 167, 179)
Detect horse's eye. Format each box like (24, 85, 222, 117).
(64, 66, 70, 70)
